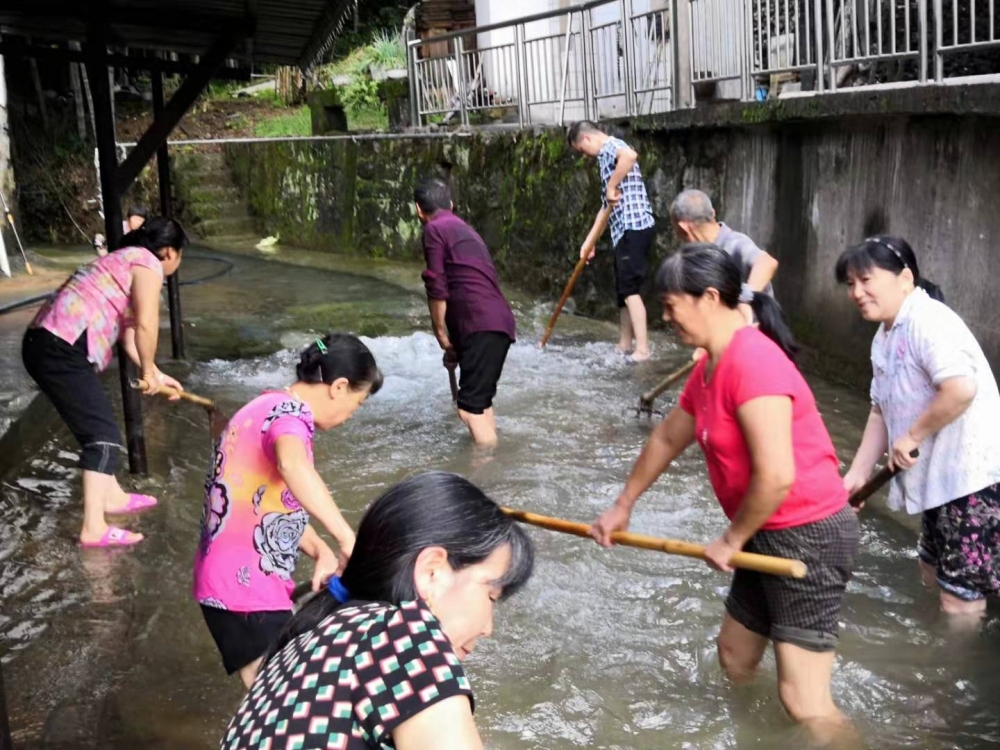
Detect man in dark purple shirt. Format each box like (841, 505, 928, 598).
(415, 177, 516, 446)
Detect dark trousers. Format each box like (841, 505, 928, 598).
(22, 327, 122, 475)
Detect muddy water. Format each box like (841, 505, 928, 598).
(2, 250, 1000, 749)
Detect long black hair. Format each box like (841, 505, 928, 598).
(655, 242, 799, 362)
(266, 471, 535, 662)
(296, 333, 383, 394)
(117, 216, 188, 260)
(834, 235, 944, 303)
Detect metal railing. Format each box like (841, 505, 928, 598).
(408, 0, 1000, 127)
(934, 0, 1000, 80)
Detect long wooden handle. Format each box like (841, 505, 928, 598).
(130, 378, 215, 409)
(848, 449, 918, 508)
(502, 507, 808, 579)
(539, 207, 613, 349)
(640, 359, 697, 407)
(448, 368, 458, 403)
(539, 256, 588, 349)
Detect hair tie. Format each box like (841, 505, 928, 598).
(739, 283, 755, 304)
(327, 575, 350, 603)
(315, 338, 328, 355)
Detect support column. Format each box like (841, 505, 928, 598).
(87, 45, 148, 476)
(153, 69, 184, 360)
(0, 660, 12, 750)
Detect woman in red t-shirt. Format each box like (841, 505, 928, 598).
(591, 243, 859, 732)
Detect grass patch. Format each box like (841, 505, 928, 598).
(254, 107, 312, 137)
(347, 104, 389, 131)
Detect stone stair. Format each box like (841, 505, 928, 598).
(172, 150, 260, 243)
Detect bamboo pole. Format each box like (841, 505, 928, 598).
(130, 379, 215, 409)
(502, 507, 808, 579)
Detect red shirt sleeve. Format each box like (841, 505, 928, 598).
(421, 223, 449, 301)
(727, 332, 799, 408)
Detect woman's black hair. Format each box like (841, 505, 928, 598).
(834, 235, 944, 302)
(296, 332, 384, 394)
(655, 242, 800, 362)
(117, 216, 188, 259)
(126, 205, 149, 220)
(266, 471, 535, 663)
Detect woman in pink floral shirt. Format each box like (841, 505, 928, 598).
(22, 218, 187, 547)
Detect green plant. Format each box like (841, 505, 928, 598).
(342, 77, 381, 113)
(368, 28, 406, 70)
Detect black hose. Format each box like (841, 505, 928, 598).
(0, 253, 236, 317)
(177, 254, 235, 287)
(0, 292, 53, 316)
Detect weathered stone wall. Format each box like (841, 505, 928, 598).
(224, 87, 1000, 386)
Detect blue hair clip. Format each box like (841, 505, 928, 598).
(327, 575, 351, 604)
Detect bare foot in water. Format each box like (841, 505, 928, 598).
(628, 349, 651, 363)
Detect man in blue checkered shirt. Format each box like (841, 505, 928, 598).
(568, 121, 656, 362)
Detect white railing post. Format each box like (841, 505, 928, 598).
(825, 0, 837, 90)
(454, 36, 468, 126)
(582, 9, 595, 119)
(813, 0, 826, 91)
(407, 37, 420, 127)
(514, 23, 526, 128)
(558, 11, 574, 126)
(621, 0, 635, 115)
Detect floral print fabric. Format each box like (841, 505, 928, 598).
(918, 483, 1000, 601)
(31, 246, 163, 371)
(193, 392, 315, 612)
(221, 600, 474, 750)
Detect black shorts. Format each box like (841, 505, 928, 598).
(201, 605, 292, 675)
(614, 226, 655, 308)
(456, 331, 511, 415)
(725, 505, 859, 653)
(21, 327, 123, 475)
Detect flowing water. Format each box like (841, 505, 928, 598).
(2, 249, 1000, 749)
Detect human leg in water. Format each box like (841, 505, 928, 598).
(459, 406, 497, 447)
(624, 294, 650, 361)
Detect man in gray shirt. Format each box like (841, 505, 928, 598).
(669, 189, 779, 307)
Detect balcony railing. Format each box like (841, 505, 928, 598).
(407, 0, 999, 127)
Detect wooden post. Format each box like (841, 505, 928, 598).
(87, 43, 148, 476)
(152, 69, 185, 360)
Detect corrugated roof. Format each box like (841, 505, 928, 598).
(0, 0, 355, 69)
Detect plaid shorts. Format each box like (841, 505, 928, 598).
(919, 483, 1000, 602)
(726, 506, 859, 652)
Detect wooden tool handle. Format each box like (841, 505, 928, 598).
(640, 359, 697, 407)
(848, 449, 918, 508)
(130, 378, 215, 409)
(539, 207, 613, 349)
(448, 368, 458, 404)
(539, 256, 588, 349)
(502, 507, 808, 579)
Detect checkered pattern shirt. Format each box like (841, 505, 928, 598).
(598, 136, 655, 247)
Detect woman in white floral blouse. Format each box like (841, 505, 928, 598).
(838, 236, 1000, 617)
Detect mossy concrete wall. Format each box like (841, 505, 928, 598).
(224, 88, 1000, 387)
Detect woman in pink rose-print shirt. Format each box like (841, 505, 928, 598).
(22, 218, 187, 548)
(194, 333, 383, 688)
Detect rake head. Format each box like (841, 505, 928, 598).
(626, 398, 664, 419)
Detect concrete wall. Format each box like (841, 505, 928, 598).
(223, 86, 1000, 388)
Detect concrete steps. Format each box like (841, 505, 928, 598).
(196, 217, 258, 237)
(172, 151, 258, 241)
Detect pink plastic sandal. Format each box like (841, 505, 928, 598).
(80, 526, 144, 548)
(106, 494, 159, 515)
(123, 493, 158, 513)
